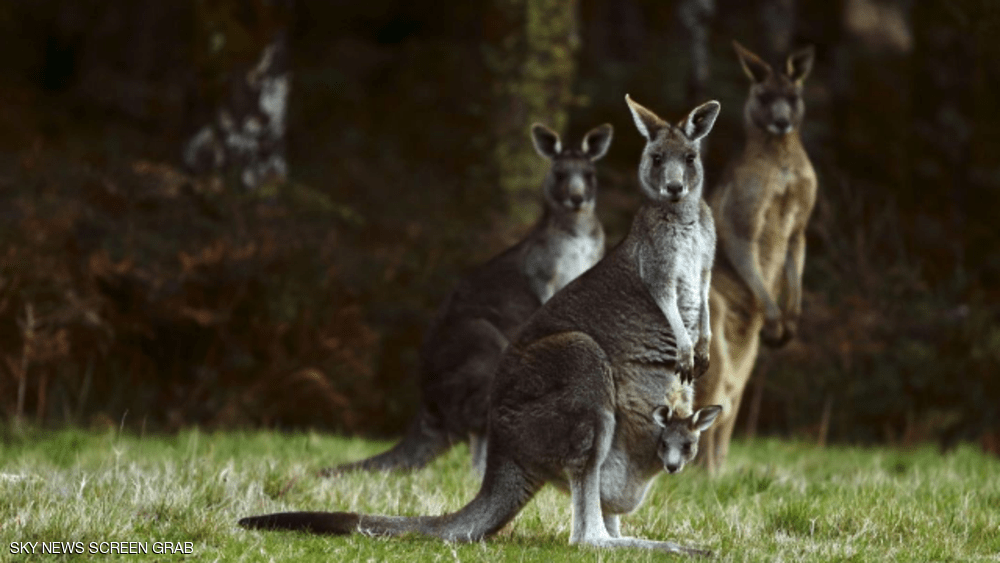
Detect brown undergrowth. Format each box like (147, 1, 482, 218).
(1, 147, 381, 433)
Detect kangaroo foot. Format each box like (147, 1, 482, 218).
(581, 536, 711, 556)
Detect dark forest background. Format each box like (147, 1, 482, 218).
(0, 0, 997, 451)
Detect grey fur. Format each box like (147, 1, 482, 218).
(323, 124, 610, 476)
(652, 404, 721, 475)
(597, 403, 721, 538)
(624, 94, 718, 382)
(242, 99, 720, 555)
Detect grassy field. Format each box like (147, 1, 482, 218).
(0, 427, 997, 562)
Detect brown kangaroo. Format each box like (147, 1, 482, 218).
(696, 41, 818, 474)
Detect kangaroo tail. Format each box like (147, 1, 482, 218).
(238, 511, 360, 535)
(320, 408, 453, 476)
(241, 457, 541, 542)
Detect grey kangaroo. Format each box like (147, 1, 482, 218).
(241, 97, 722, 555)
(696, 41, 818, 474)
(324, 123, 612, 476)
(653, 403, 722, 476)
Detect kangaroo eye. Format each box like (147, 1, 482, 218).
(585, 171, 596, 182)
(554, 171, 566, 183)
(651, 154, 663, 166)
(685, 153, 696, 165)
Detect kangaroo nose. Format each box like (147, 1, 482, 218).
(666, 182, 683, 197)
(569, 194, 584, 208)
(665, 463, 681, 474)
(773, 118, 790, 131)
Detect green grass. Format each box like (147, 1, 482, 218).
(1, 428, 997, 562)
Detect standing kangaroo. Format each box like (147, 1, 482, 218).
(324, 123, 612, 476)
(696, 41, 818, 474)
(241, 97, 722, 555)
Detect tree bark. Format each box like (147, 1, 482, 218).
(678, 0, 714, 107)
(184, 0, 292, 191)
(483, 0, 580, 227)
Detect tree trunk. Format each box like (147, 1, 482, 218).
(678, 0, 714, 107)
(483, 0, 580, 227)
(184, 0, 293, 191)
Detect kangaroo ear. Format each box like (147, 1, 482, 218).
(690, 405, 723, 432)
(625, 94, 666, 141)
(733, 41, 772, 83)
(786, 45, 815, 84)
(681, 100, 721, 142)
(652, 405, 673, 427)
(531, 123, 562, 159)
(581, 123, 613, 161)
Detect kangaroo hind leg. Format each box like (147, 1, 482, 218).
(568, 409, 616, 546)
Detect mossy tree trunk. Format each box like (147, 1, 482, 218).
(184, 0, 292, 191)
(483, 0, 580, 228)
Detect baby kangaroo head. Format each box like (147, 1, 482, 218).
(531, 123, 613, 213)
(652, 404, 723, 474)
(624, 95, 719, 205)
(733, 40, 815, 137)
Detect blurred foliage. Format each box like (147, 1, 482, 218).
(0, 0, 997, 450)
(0, 148, 382, 432)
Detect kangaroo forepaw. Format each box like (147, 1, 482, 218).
(676, 347, 695, 382)
(782, 316, 798, 343)
(762, 315, 798, 348)
(760, 317, 786, 348)
(693, 352, 710, 379)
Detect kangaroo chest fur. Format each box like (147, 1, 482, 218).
(627, 204, 711, 336)
(713, 138, 816, 297)
(760, 155, 813, 285)
(523, 214, 605, 304)
(547, 226, 605, 296)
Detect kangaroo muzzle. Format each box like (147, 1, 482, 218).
(664, 449, 684, 474)
(661, 161, 687, 200)
(566, 175, 587, 209)
(768, 99, 794, 135)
